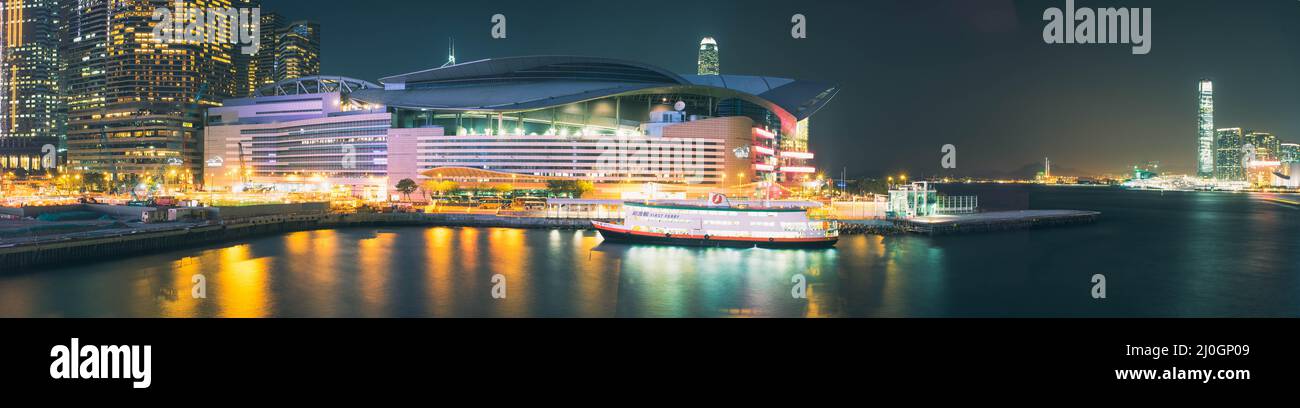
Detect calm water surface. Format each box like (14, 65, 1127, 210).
(1, 186, 1297, 317)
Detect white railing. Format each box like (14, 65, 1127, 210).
(936, 196, 978, 214)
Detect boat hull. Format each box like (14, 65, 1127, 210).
(593, 222, 838, 249)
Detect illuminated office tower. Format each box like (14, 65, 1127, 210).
(62, 0, 235, 183)
(1214, 128, 1244, 181)
(1245, 131, 1279, 161)
(1, 0, 64, 172)
(1196, 79, 1215, 178)
(1282, 143, 1299, 164)
(231, 0, 261, 97)
(251, 11, 285, 90)
(274, 20, 319, 82)
(234, 12, 322, 96)
(698, 37, 719, 75)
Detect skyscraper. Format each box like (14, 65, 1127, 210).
(62, 0, 235, 184)
(1282, 143, 1299, 164)
(231, 0, 262, 97)
(1214, 128, 1244, 181)
(1, 0, 64, 172)
(1245, 131, 1279, 161)
(698, 37, 718, 75)
(1197, 79, 1215, 178)
(274, 20, 319, 82)
(231, 11, 321, 97)
(247, 10, 284, 93)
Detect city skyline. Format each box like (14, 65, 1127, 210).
(3, 1, 1299, 180)
(261, 0, 1300, 177)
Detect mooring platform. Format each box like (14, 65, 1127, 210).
(894, 210, 1101, 235)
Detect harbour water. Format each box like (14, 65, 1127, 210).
(1, 186, 1297, 317)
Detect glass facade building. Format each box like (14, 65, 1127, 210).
(206, 56, 840, 200)
(231, 11, 319, 98)
(274, 20, 319, 83)
(1, 0, 64, 172)
(1281, 143, 1299, 164)
(62, 0, 236, 185)
(1197, 79, 1215, 178)
(1214, 128, 1244, 181)
(355, 56, 838, 192)
(698, 37, 719, 75)
(1245, 131, 1279, 161)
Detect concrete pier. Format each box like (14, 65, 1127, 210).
(893, 210, 1101, 235)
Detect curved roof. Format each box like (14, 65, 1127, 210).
(254, 76, 381, 97)
(352, 56, 838, 127)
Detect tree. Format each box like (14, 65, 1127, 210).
(492, 183, 514, 197)
(845, 179, 889, 196)
(396, 178, 419, 201)
(545, 180, 596, 198)
(573, 180, 594, 198)
(425, 180, 460, 198)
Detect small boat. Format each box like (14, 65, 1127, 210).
(593, 199, 838, 249)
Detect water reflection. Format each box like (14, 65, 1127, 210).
(1, 187, 1298, 317)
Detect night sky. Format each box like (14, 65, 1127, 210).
(265, 0, 1300, 178)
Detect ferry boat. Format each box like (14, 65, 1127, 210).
(592, 197, 838, 249)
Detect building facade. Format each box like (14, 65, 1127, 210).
(1, 0, 64, 172)
(204, 76, 432, 200)
(1214, 127, 1244, 181)
(1197, 79, 1215, 178)
(698, 37, 719, 75)
(1245, 131, 1279, 161)
(250, 11, 285, 93)
(230, 10, 320, 98)
(62, 0, 236, 186)
(230, 0, 262, 98)
(274, 20, 319, 83)
(205, 56, 839, 200)
(1281, 142, 1299, 164)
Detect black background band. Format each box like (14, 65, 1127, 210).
(0, 318, 1291, 397)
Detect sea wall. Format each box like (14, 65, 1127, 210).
(1, 212, 605, 271)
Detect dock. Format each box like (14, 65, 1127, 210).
(892, 210, 1100, 235)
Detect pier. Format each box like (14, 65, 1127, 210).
(891, 210, 1101, 235)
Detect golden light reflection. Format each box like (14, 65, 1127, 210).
(487, 228, 530, 317)
(357, 233, 394, 317)
(215, 245, 270, 318)
(425, 227, 455, 316)
(573, 232, 615, 317)
(159, 256, 203, 318)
